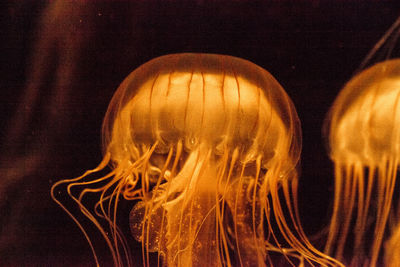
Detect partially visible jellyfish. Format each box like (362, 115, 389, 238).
(324, 59, 400, 266)
(52, 53, 338, 266)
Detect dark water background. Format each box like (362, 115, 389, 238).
(1, 1, 399, 266)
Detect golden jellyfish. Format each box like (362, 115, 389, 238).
(51, 53, 339, 267)
(324, 59, 400, 266)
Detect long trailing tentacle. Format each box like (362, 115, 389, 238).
(233, 161, 246, 267)
(324, 163, 344, 258)
(219, 147, 239, 265)
(261, 174, 296, 266)
(263, 161, 344, 267)
(282, 173, 345, 267)
(215, 149, 230, 266)
(52, 141, 162, 267)
(50, 152, 113, 267)
(370, 156, 397, 267)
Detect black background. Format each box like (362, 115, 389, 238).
(1, 1, 399, 266)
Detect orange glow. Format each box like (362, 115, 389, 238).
(325, 59, 400, 266)
(51, 53, 339, 266)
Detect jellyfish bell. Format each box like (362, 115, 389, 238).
(327, 59, 400, 164)
(52, 53, 338, 267)
(103, 54, 299, 172)
(324, 59, 400, 266)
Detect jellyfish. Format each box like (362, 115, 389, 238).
(324, 59, 400, 266)
(52, 53, 338, 267)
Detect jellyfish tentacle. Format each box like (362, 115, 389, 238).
(358, 164, 375, 254)
(371, 156, 397, 266)
(100, 181, 131, 267)
(261, 173, 296, 267)
(251, 155, 264, 264)
(68, 172, 138, 266)
(54, 152, 131, 266)
(215, 149, 233, 267)
(283, 167, 343, 266)
(111, 181, 128, 266)
(267, 170, 300, 267)
(369, 159, 388, 266)
(358, 16, 400, 72)
(282, 183, 317, 267)
(50, 153, 112, 267)
(353, 162, 365, 256)
(64, 144, 159, 267)
(267, 162, 338, 266)
(336, 164, 357, 261)
(66, 176, 120, 266)
(233, 162, 246, 267)
(281, 178, 318, 267)
(282, 176, 343, 267)
(324, 163, 343, 257)
(220, 147, 240, 265)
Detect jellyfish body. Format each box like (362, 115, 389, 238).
(324, 59, 400, 266)
(52, 53, 338, 267)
